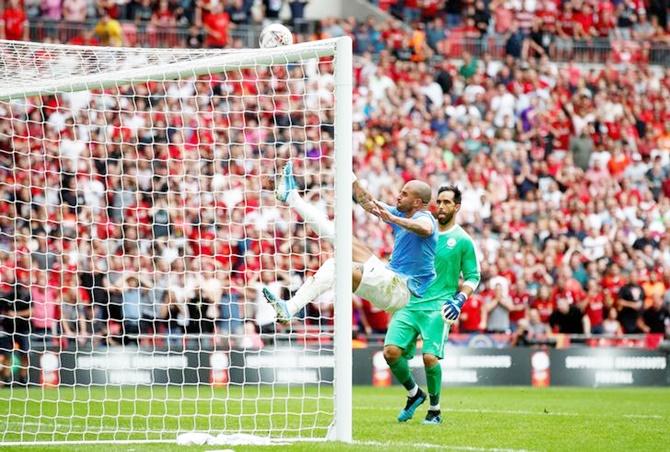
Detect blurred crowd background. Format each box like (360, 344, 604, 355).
(1, 0, 670, 385)
(4, 0, 670, 63)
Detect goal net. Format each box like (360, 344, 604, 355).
(0, 38, 352, 445)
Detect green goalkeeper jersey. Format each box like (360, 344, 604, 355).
(406, 224, 481, 311)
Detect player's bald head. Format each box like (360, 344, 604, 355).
(406, 180, 432, 205)
(396, 180, 432, 213)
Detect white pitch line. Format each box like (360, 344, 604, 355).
(0, 438, 529, 451)
(0, 431, 529, 451)
(358, 406, 665, 419)
(355, 439, 532, 452)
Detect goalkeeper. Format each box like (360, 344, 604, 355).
(262, 161, 438, 320)
(384, 185, 480, 425)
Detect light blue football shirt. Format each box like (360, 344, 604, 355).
(382, 203, 438, 297)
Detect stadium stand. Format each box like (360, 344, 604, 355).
(23, 0, 670, 64)
(0, 1, 669, 378)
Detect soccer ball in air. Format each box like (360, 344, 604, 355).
(259, 23, 294, 48)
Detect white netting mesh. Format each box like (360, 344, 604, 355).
(0, 38, 343, 443)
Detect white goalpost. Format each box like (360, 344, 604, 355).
(0, 37, 352, 445)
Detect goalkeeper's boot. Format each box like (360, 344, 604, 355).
(276, 161, 298, 203)
(397, 388, 427, 422)
(423, 409, 442, 425)
(262, 287, 291, 323)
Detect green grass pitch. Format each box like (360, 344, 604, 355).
(1, 385, 668, 451)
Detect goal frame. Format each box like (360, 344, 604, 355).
(332, 36, 353, 444)
(0, 36, 353, 445)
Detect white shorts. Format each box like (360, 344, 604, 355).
(354, 255, 410, 313)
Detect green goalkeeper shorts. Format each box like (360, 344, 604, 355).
(384, 308, 450, 359)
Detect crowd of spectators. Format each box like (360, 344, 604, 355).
(350, 49, 670, 343)
(20, 0, 309, 26)
(365, 0, 670, 65)
(379, 0, 670, 48)
(1, 2, 670, 387)
(4, 0, 311, 48)
(8, 0, 670, 65)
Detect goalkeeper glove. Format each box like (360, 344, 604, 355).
(442, 292, 467, 324)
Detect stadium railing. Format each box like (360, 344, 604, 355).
(29, 20, 670, 66)
(29, 20, 317, 49)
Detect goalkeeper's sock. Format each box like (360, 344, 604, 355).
(286, 190, 335, 243)
(425, 362, 442, 409)
(407, 384, 419, 397)
(286, 258, 335, 316)
(388, 356, 416, 392)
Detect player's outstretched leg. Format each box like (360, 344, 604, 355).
(384, 345, 426, 422)
(275, 161, 335, 243)
(263, 258, 335, 323)
(262, 288, 291, 324)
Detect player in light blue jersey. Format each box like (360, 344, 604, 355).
(374, 199, 438, 298)
(262, 161, 437, 322)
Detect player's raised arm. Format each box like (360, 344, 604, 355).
(352, 174, 380, 215)
(372, 180, 434, 237)
(374, 201, 434, 237)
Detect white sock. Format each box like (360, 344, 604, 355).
(287, 191, 335, 244)
(407, 384, 419, 397)
(430, 404, 440, 411)
(286, 258, 335, 316)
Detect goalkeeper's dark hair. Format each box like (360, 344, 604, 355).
(438, 184, 462, 204)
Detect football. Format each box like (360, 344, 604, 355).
(259, 23, 294, 48)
